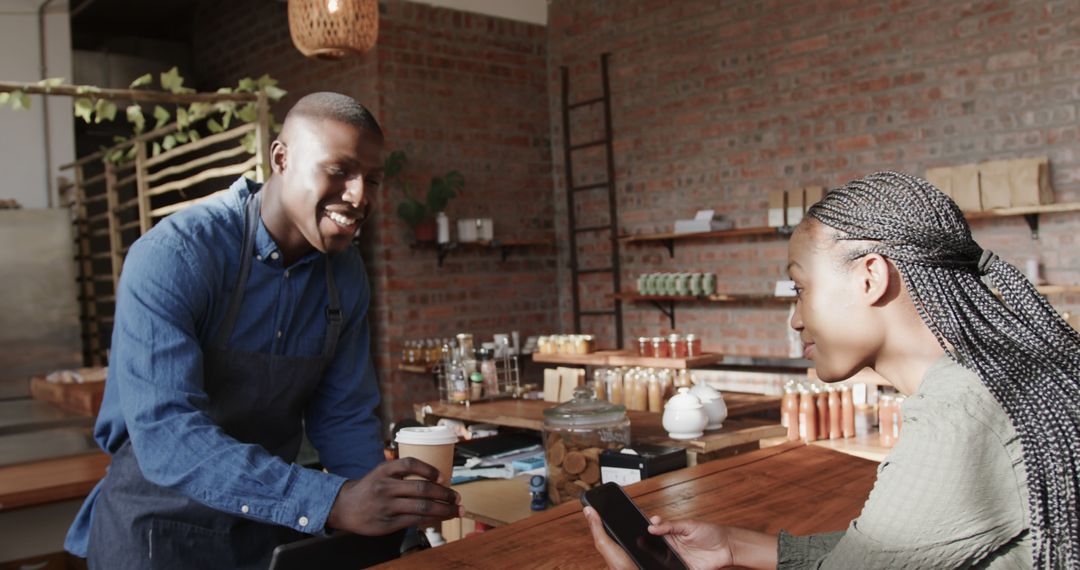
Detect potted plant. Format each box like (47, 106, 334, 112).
(385, 150, 464, 242)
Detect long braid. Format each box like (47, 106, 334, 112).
(807, 171, 1080, 569)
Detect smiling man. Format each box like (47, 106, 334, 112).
(65, 93, 461, 569)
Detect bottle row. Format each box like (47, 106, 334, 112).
(781, 381, 905, 448)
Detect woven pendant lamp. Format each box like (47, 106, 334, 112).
(288, 0, 379, 60)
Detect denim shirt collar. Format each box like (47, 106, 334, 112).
(231, 177, 321, 268)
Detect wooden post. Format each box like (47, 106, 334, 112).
(135, 141, 152, 233)
(254, 91, 272, 182)
(72, 165, 102, 366)
(104, 161, 123, 293)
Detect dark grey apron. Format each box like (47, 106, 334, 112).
(87, 191, 344, 569)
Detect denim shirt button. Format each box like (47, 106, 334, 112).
(298, 516, 309, 527)
(241, 505, 250, 514)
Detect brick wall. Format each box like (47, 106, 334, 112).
(192, 0, 556, 425)
(547, 0, 1080, 357)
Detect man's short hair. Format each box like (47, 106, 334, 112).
(284, 92, 383, 137)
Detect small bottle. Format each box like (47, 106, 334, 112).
(647, 373, 662, 412)
(840, 386, 855, 438)
(593, 368, 607, 401)
(607, 368, 624, 406)
(780, 381, 795, 428)
(632, 373, 649, 411)
(813, 385, 828, 440)
(436, 212, 450, 244)
(784, 385, 800, 441)
(470, 372, 484, 400)
(658, 369, 673, 401)
(827, 387, 841, 440)
(799, 387, 818, 442)
(879, 395, 895, 447)
(652, 337, 670, 358)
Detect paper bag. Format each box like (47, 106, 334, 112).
(558, 367, 583, 402)
(803, 186, 825, 211)
(1009, 157, 1053, 207)
(786, 190, 803, 226)
(979, 160, 1013, 210)
(925, 166, 953, 198)
(951, 164, 982, 212)
(767, 190, 786, 227)
(543, 368, 561, 403)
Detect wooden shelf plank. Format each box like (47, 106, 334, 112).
(398, 364, 436, 374)
(619, 225, 788, 245)
(532, 350, 724, 369)
(0, 452, 109, 511)
(609, 292, 795, 304)
(964, 201, 1080, 219)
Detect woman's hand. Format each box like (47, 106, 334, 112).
(583, 507, 734, 569)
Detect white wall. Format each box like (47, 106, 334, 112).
(0, 0, 75, 209)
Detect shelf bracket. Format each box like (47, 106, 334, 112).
(1024, 214, 1040, 240)
(437, 243, 454, 267)
(662, 238, 674, 258)
(501, 245, 511, 262)
(650, 300, 676, 328)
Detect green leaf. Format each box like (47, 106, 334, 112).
(263, 85, 287, 101)
(255, 74, 277, 88)
(174, 131, 188, 143)
(384, 150, 407, 178)
(112, 135, 127, 144)
(272, 121, 284, 134)
(236, 103, 257, 123)
(188, 130, 201, 143)
(161, 134, 177, 151)
(237, 77, 257, 92)
(126, 104, 145, 134)
(187, 102, 210, 119)
(240, 131, 256, 154)
(396, 200, 428, 226)
(94, 98, 117, 123)
(176, 107, 190, 129)
(11, 90, 30, 110)
(74, 98, 94, 123)
(153, 105, 170, 129)
(207, 118, 224, 133)
(75, 85, 100, 94)
(0, 92, 9, 106)
(151, 141, 162, 156)
(221, 110, 232, 130)
(159, 66, 184, 93)
(129, 73, 153, 88)
(125, 145, 138, 160)
(37, 77, 64, 90)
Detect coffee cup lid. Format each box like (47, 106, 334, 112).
(395, 426, 458, 445)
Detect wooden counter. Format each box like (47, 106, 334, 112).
(0, 452, 108, 512)
(376, 443, 878, 569)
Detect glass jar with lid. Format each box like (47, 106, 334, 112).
(543, 387, 631, 505)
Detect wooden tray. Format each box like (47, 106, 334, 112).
(30, 375, 105, 417)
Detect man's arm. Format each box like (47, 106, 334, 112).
(113, 236, 345, 533)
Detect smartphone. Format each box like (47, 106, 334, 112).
(581, 482, 689, 570)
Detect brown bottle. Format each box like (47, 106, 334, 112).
(827, 387, 841, 440)
(784, 386, 800, 441)
(814, 386, 828, 440)
(799, 388, 818, 442)
(840, 386, 855, 438)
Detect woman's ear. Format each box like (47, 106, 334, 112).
(858, 253, 892, 306)
(270, 140, 287, 174)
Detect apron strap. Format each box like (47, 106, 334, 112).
(214, 192, 261, 349)
(321, 254, 344, 362)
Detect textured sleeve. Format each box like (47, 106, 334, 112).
(777, 531, 845, 569)
(784, 393, 1027, 569)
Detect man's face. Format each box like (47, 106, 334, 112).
(278, 118, 383, 254)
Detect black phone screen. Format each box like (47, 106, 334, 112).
(581, 483, 688, 570)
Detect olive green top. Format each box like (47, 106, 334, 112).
(778, 356, 1032, 569)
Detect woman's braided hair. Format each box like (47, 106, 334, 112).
(807, 171, 1080, 568)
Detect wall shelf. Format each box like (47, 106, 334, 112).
(964, 201, 1080, 239)
(619, 225, 793, 257)
(410, 237, 555, 267)
(398, 363, 437, 374)
(607, 292, 794, 328)
(532, 350, 724, 369)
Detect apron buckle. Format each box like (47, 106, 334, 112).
(325, 306, 343, 323)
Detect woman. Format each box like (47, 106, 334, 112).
(584, 171, 1079, 569)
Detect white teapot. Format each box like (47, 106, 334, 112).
(662, 387, 709, 440)
(690, 380, 728, 430)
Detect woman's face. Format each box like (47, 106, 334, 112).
(787, 222, 883, 381)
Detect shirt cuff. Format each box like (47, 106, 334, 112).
(777, 530, 846, 569)
(285, 466, 347, 534)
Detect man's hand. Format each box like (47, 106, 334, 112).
(327, 458, 463, 535)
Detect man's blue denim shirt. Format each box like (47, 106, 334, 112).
(65, 177, 384, 556)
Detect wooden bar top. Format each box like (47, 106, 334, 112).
(0, 451, 108, 511)
(377, 443, 878, 569)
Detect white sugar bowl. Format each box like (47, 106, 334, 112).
(690, 381, 728, 430)
(662, 387, 708, 440)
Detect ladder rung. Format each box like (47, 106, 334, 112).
(119, 220, 141, 232)
(576, 267, 614, 275)
(569, 139, 606, 152)
(568, 96, 604, 110)
(573, 225, 612, 234)
(571, 182, 609, 192)
(91, 252, 111, 260)
(580, 310, 616, 316)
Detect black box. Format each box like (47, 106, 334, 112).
(599, 444, 688, 485)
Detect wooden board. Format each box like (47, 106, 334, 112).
(29, 377, 105, 417)
(0, 452, 108, 511)
(376, 443, 878, 569)
(532, 350, 725, 369)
